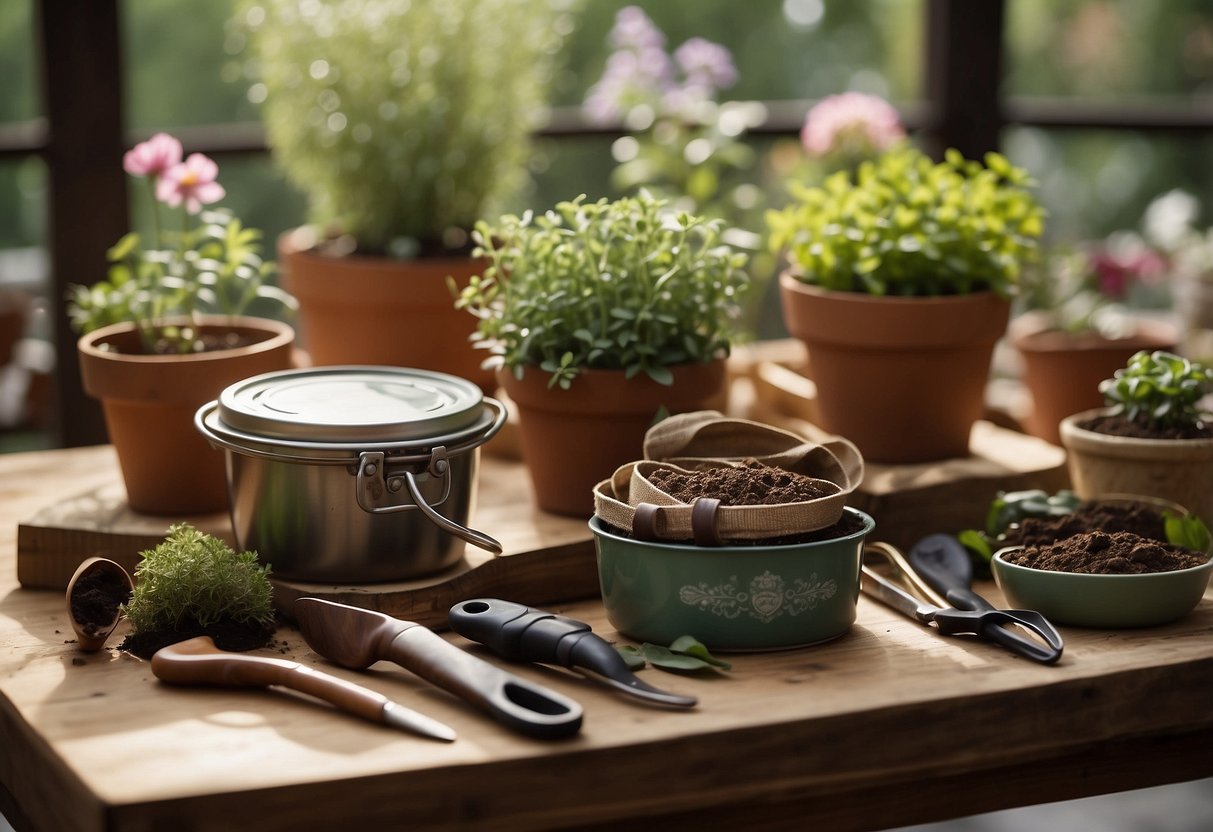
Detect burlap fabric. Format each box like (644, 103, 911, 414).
(593, 411, 864, 544)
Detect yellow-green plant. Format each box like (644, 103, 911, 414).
(123, 523, 274, 633)
(767, 145, 1045, 297)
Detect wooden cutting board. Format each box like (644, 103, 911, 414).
(16, 453, 599, 628)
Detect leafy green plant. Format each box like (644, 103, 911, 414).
(67, 133, 293, 353)
(455, 192, 749, 388)
(766, 145, 1045, 297)
(617, 635, 732, 673)
(959, 489, 1081, 574)
(1099, 350, 1213, 430)
(123, 523, 274, 634)
(242, 0, 573, 257)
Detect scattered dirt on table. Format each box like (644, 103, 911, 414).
(1003, 530, 1208, 574)
(69, 570, 132, 636)
(647, 460, 835, 506)
(1004, 500, 1169, 549)
(120, 619, 275, 659)
(1077, 413, 1213, 440)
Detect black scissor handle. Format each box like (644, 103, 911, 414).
(932, 608, 1064, 665)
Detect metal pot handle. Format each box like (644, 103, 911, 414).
(402, 466, 503, 554)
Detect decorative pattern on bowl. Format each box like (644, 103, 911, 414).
(679, 571, 838, 624)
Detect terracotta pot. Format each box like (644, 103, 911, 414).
(1060, 408, 1213, 527)
(499, 359, 727, 517)
(1011, 313, 1177, 446)
(78, 316, 295, 515)
(278, 231, 494, 391)
(779, 274, 1009, 464)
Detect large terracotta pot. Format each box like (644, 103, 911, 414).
(780, 273, 1010, 464)
(278, 231, 494, 391)
(1011, 313, 1177, 446)
(499, 359, 727, 517)
(78, 316, 295, 515)
(1060, 408, 1213, 527)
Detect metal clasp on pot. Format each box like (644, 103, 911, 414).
(356, 448, 503, 555)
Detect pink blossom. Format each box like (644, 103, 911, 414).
(674, 38, 737, 92)
(801, 92, 905, 160)
(122, 132, 183, 179)
(155, 153, 225, 214)
(1089, 247, 1167, 299)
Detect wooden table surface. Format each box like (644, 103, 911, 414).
(2, 445, 1213, 832)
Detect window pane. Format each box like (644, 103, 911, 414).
(1007, 0, 1213, 99)
(0, 2, 37, 122)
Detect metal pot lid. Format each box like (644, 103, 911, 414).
(214, 366, 485, 443)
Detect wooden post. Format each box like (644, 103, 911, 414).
(924, 0, 1006, 160)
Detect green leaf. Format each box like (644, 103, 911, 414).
(640, 644, 719, 672)
(616, 645, 647, 671)
(668, 635, 732, 669)
(1164, 512, 1213, 553)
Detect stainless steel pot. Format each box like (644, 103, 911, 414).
(195, 366, 506, 583)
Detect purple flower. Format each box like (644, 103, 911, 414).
(610, 6, 666, 51)
(674, 37, 737, 93)
(156, 153, 226, 214)
(801, 92, 905, 160)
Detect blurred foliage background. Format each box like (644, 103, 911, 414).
(3, 0, 1213, 302)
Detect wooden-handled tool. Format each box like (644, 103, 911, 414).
(151, 636, 457, 742)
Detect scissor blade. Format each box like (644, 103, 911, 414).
(860, 566, 942, 624)
(382, 700, 458, 742)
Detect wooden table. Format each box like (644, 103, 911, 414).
(2, 446, 1212, 832)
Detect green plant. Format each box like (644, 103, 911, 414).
(123, 523, 274, 633)
(767, 145, 1045, 297)
(1100, 350, 1213, 430)
(242, 0, 573, 257)
(67, 133, 293, 354)
(455, 192, 749, 388)
(617, 635, 732, 673)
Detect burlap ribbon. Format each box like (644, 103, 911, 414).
(593, 411, 864, 544)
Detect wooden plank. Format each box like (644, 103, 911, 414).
(16, 453, 598, 629)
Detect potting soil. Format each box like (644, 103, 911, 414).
(647, 460, 833, 507)
(1003, 530, 1208, 574)
(1077, 413, 1213, 440)
(69, 570, 131, 636)
(1005, 500, 1168, 548)
(120, 620, 275, 659)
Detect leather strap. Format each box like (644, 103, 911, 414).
(632, 503, 661, 541)
(690, 497, 722, 547)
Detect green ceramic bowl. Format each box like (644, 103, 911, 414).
(590, 508, 874, 651)
(992, 547, 1213, 628)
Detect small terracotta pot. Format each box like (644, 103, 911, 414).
(1011, 313, 1177, 445)
(1059, 408, 1213, 527)
(780, 274, 1010, 464)
(279, 231, 494, 391)
(78, 316, 295, 515)
(499, 360, 727, 517)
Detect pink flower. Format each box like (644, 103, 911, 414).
(155, 153, 225, 214)
(801, 92, 905, 160)
(122, 132, 182, 179)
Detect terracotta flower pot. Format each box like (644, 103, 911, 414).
(499, 359, 728, 517)
(278, 231, 494, 391)
(78, 316, 295, 515)
(1059, 408, 1213, 527)
(779, 273, 1010, 464)
(1011, 313, 1177, 445)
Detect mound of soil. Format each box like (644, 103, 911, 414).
(1077, 413, 1213, 441)
(1004, 530, 1208, 574)
(120, 619, 275, 659)
(647, 460, 834, 506)
(1004, 500, 1168, 549)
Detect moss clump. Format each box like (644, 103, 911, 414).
(124, 523, 274, 634)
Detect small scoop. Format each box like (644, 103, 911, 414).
(448, 599, 697, 709)
(65, 557, 133, 652)
(295, 598, 584, 740)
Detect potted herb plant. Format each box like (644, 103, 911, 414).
(242, 0, 571, 389)
(1011, 236, 1176, 445)
(455, 191, 749, 516)
(767, 144, 1045, 463)
(70, 133, 295, 516)
(1060, 350, 1213, 526)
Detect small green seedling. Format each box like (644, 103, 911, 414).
(1100, 350, 1213, 430)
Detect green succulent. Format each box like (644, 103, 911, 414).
(123, 523, 274, 633)
(1100, 350, 1213, 430)
(766, 144, 1045, 297)
(454, 192, 750, 389)
(243, 0, 574, 256)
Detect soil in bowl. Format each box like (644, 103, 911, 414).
(1002, 530, 1208, 575)
(70, 570, 132, 638)
(1077, 412, 1213, 441)
(600, 511, 866, 547)
(647, 460, 834, 506)
(1004, 499, 1169, 549)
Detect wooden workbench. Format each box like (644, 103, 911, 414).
(2, 445, 1212, 832)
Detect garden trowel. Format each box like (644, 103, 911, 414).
(294, 597, 583, 740)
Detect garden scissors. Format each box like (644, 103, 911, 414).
(861, 542, 1064, 665)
